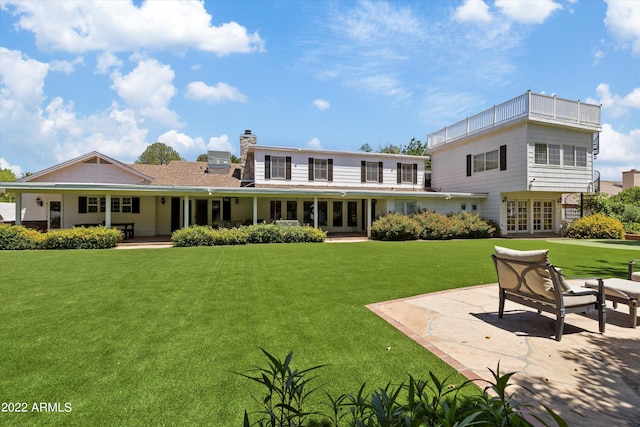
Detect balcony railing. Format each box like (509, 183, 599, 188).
(427, 91, 601, 147)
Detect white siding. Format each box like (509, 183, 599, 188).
(253, 149, 425, 190)
(527, 123, 594, 193)
(29, 161, 146, 184)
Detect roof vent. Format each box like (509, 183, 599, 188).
(207, 151, 231, 174)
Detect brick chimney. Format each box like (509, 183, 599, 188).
(240, 130, 256, 183)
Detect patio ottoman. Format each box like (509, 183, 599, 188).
(585, 278, 639, 328)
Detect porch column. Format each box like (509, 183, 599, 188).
(366, 198, 372, 238)
(104, 194, 112, 227)
(313, 197, 318, 229)
(183, 195, 190, 228)
(14, 192, 22, 225)
(253, 196, 258, 224)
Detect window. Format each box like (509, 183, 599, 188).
(347, 201, 357, 226)
(122, 197, 132, 213)
(563, 145, 575, 166)
(333, 201, 343, 227)
(535, 143, 547, 165)
(485, 150, 499, 170)
(286, 201, 297, 220)
(270, 200, 282, 221)
(395, 200, 417, 214)
(473, 154, 485, 173)
(79, 196, 140, 214)
(397, 163, 417, 184)
(576, 146, 587, 167)
(88, 197, 99, 213)
(548, 144, 560, 165)
(271, 156, 286, 179)
(401, 164, 413, 183)
(314, 159, 327, 180)
(111, 197, 120, 213)
(366, 161, 378, 182)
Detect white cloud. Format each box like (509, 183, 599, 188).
(453, 0, 492, 23)
(348, 74, 411, 102)
(50, 57, 84, 74)
(595, 124, 640, 181)
(306, 138, 322, 149)
(605, 0, 640, 55)
(495, 0, 562, 24)
(96, 52, 123, 74)
(207, 135, 234, 153)
(110, 58, 180, 126)
(0, 158, 23, 177)
(312, 99, 330, 110)
(587, 84, 640, 118)
(2, 0, 265, 55)
(184, 81, 248, 103)
(0, 47, 48, 107)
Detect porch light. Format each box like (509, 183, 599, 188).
(161, 197, 165, 205)
(502, 197, 507, 203)
(36, 197, 43, 207)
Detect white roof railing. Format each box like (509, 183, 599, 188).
(427, 91, 601, 148)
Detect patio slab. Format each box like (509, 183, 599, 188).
(368, 284, 640, 427)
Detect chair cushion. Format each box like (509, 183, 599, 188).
(632, 272, 640, 282)
(562, 292, 597, 307)
(494, 246, 549, 263)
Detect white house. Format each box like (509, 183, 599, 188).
(0, 91, 601, 238)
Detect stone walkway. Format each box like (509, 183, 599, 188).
(368, 284, 640, 426)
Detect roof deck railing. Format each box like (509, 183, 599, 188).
(427, 91, 601, 147)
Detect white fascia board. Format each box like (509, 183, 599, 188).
(248, 145, 428, 161)
(0, 182, 486, 200)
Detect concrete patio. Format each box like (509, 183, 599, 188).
(368, 284, 640, 426)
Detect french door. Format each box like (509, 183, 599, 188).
(506, 200, 528, 232)
(533, 201, 553, 232)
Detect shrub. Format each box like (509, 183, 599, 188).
(239, 350, 566, 427)
(40, 226, 120, 249)
(171, 224, 326, 247)
(566, 213, 625, 239)
(413, 210, 453, 240)
(370, 213, 421, 241)
(447, 211, 496, 239)
(0, 223, 44, 250)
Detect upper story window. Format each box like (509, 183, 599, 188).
(366, 161, 379, 182)
(536, 143, 586, 167)
(401, 164, 413, 183)
(265, 155, 292, 180)
(473, 149, 499, 173)
(308, 157, 333, 181)
(271, 156, 286, 179)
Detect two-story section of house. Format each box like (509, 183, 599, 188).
(427, 91, 601, 236)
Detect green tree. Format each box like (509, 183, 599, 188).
(0, 168, 17, 202)
(360, 139, 431, 170)
(135, 142, 184, 165)
(359, 143, 372, 152)
(197, 153, 240, 163)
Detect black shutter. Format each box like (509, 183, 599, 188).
(265, 155, 271, 179)
(328, 159, 333, 182)
(466, 154, 472, 176)
(308, 158, 314, 181)
(361, 161, 366, 182)
(500, 145, 507, 171)
(378, 162, 383, 183)
(397, 163, 402, 184)
(285, 157, 292, 180)
(132, 197, 140, 214)
(413, 163, 418, 185)
(79, 196, 87, 214)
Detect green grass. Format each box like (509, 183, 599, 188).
(1, 239, 638, 425)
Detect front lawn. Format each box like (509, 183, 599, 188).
(0, 240, 636, 425)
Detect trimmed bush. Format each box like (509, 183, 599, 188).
(413, 210, 453, 240)
(447, 211, 496, 239)
(566, 213, 625, 239)
(0, 223, 44, 250)
(171, 224, 326, 247)
(40, 226, 120, 249)
(370, 212, 421, 241)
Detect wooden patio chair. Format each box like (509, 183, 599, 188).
(492, 246, 606, 341)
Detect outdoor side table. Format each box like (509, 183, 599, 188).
(586, 278, 639, 328)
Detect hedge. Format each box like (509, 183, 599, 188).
(0, 224, 120, 250)
(171, 223, 326, 247)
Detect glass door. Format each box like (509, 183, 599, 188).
(506, 200, 528, 232)
(533, 200, 553, 231)
(49, 201, 62, 229)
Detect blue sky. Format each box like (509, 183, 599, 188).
(1, 0, 638, 182)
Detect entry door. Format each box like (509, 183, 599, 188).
(49, 201, 62, 229)
(506, 200, 528, 232)
(533, 201, 553, 231)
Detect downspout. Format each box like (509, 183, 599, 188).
(253, 196, 258, 224)
(313, 197, 318, 229)
(105, 194, 112, 227)
(14, 191, 22, 225)
(183, 195, 189, 229)
(367, 198, 372, 238)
